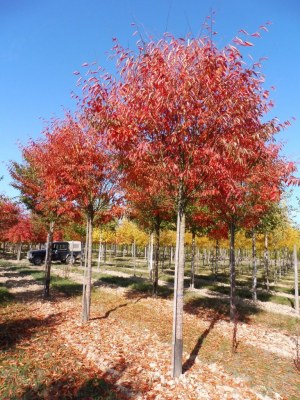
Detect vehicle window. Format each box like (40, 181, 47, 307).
(58, 243, 68, 250)
(52, 244, 58, 250)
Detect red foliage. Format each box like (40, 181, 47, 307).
(85, 34, 295, 216)
(0, 198, 20, 239)
(5, 213, 47, 244)
(37, 113, 118, 221)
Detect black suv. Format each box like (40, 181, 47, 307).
(27, 241, 82, 266)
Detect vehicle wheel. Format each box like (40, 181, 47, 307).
(33, 257, 43, 266)
(66, 255, 75, 265)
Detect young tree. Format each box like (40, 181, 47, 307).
(37, 113, 119, 322)
(5, 214, 37, 260)
(0, 196, 20, 239)
(85, 29, 298, 376)
(10, 142, 74, 298)
(208, 143, 296, 319)
(122, 161, 174, 295)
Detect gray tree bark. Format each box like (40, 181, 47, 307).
(229, 222, 236, 323)
(252, 229, 257, 302)
(264, 233, 270, 291)
(171, 198, 185, 378)
(43, 221, 54, 299)
(190, 230, 196, 289)
(82, 216, 93, 323)
(153, 219, 160, 296)
(294, 245, 299, 315)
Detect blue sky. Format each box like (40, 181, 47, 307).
(0, 0, 299, 223)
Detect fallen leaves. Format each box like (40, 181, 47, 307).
(1, 265, 300, 399)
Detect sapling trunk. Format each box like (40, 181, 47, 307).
(190, 230, 196, 289)
(171, 196, 185, 378)
(264, 233, 270, 291)
(82, 215, 93, 323)
(17, 242, 22, 261)
(229, 221, 236, 323)
(103, 241, 107, 264)
(215, 239, 219, 279)
(148, 232, 154, 279)
(252, 229, 257, 302)
(97, 228, 102, 272)
(153, 219, 160, 296)
(86, 216, 93, 319)
(43, 221, 54, 299)
(294, 245, 299, 315)
(133, 240, 136, 276)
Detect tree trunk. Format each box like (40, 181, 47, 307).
(294, 245, 299, 315)
(82, 215, 93, 323)
(229, 221, 236, 323)
(171, 196, 185, 378)
(190, 230, 196, 289)
(264, 233, 270, 291)
(252, 229, 257, 302)
(215, 239, 219, 279)
(97, 229, 102, 272)
(43, 221, 54, 299)
(104, 241, 107, 264)
(153, 218, 160, 296)
(133, 240, 136, 276)
(161, 247, 166, 271)
(17, 242, 22, 261)
(148, 232, 154, 279)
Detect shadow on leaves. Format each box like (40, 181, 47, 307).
(0, 313, 63, 350)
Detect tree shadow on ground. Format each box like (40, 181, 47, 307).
(16, 360, 149, 400)
(94, 275, 174, 300)
(183, 313, 221, 373)
(94, 275, 145, 289)
(18, 377, 122, 400)
(0, 312, 63, 350)
(183, 295, 261, 324)
(14, 362, 131, 400)
(288, 298, 295, 309)
(0, 265, 83, 303)
(164, 276, 190, 288)
(51, 278, 82, 298)
(0, 283, 14, 303)
(90, 299, 143, 321)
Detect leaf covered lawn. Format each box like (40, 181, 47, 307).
(1, 265, 300, 399)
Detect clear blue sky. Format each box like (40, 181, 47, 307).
(0, 0, 299, 223)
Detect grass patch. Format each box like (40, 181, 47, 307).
(96, 274, 142, 288)
(0, 284, 14, 304)
(51, 276, 82, 297)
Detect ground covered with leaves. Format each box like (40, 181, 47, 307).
(0, 263, 299, 399)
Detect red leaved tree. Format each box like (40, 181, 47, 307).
(10, 137, 76, 298)
(86, 32, 286, 376)
(207, 141, 297, 321)
(38, 112, 119, 322)
(0, 196, 20, 249)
